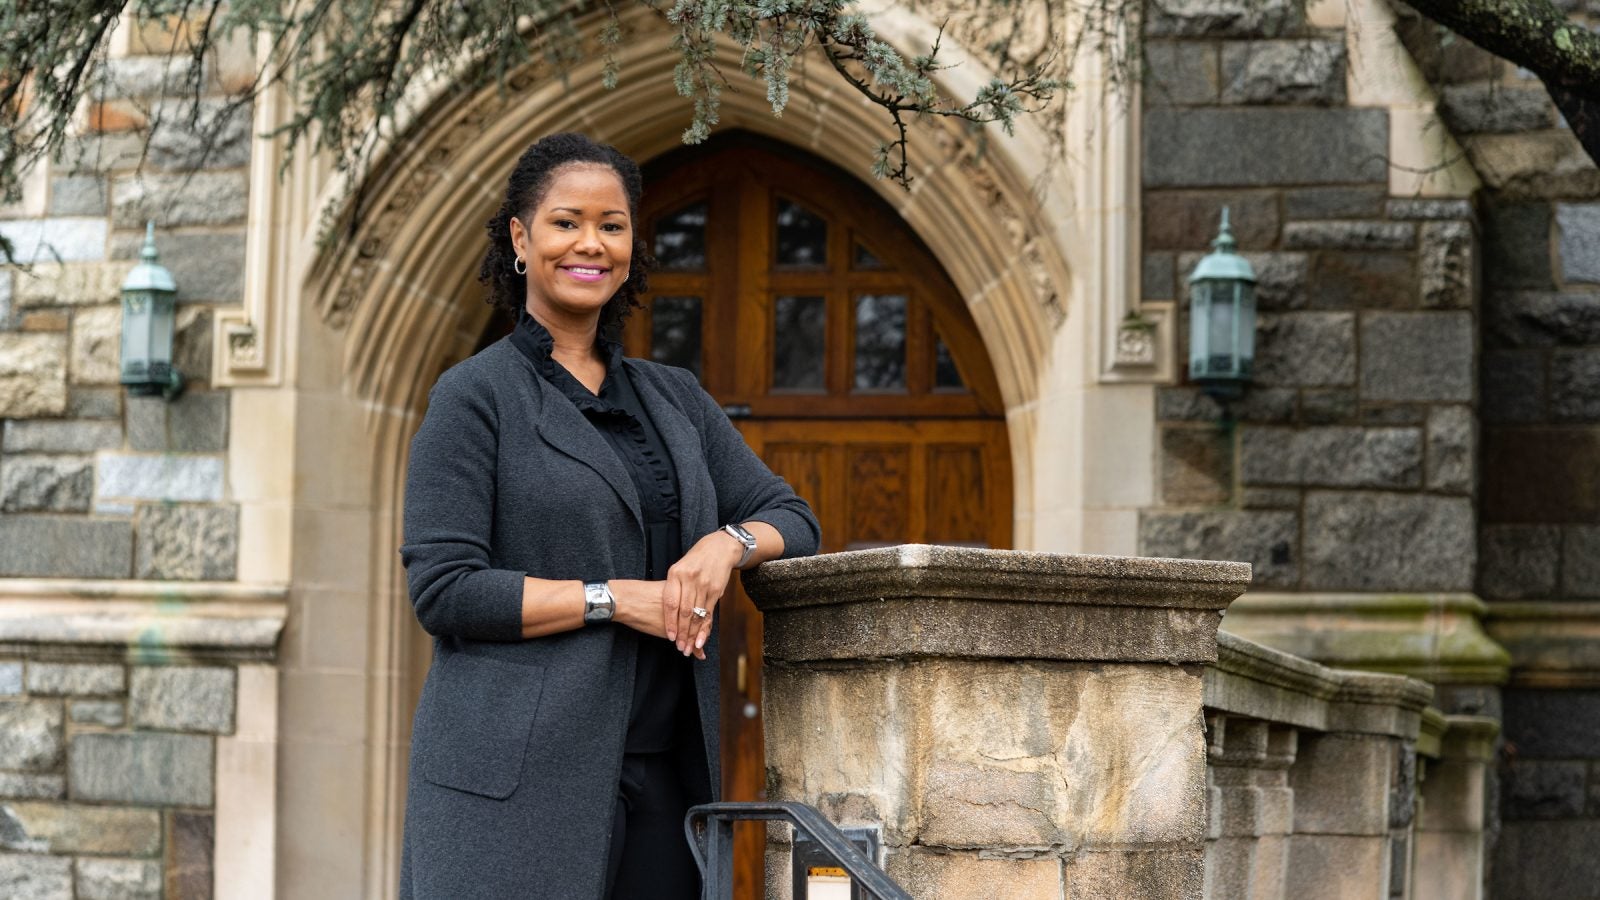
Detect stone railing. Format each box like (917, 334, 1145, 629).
(745, 547, 1496, 900)
(1204, 631, 1497, 900)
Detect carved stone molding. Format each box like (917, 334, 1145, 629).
(0, 578, 288, 661)
(1223, 592, 1511, 686)
(316, 66, 546, 332)
(1486, 601, 1600, 689)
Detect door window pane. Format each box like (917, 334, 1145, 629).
(934, 335, 966, 390)
(653, 202, 708, 270)
(651, 295, 702, 380)
(853, 241, 886, 270)
(775, 200, 827, 267)
(854, 294, 907, 391)
(772, 295, 826, 391)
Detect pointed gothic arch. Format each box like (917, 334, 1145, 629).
(281, 9, 1080, 895)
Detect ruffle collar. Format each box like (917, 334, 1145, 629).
(510, 309, 626, 413)
(511, 309, 680, 522)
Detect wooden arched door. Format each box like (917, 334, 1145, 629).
(631, 132, 1012, 892)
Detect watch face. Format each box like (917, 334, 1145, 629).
(584, 583, 614, 623)
(726, 524, 756, 548)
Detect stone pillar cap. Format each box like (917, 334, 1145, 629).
(745, 545, 1252, 664)
(747, 544, 1251, 609)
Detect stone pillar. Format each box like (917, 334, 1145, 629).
(1413, 716, 1497, 900)
(744, 545, 1249, 900)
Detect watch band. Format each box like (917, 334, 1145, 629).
(721, 523, 757, 569)
(582, 581, 615, 624)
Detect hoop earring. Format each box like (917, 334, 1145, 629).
(513, 257, 527, 275)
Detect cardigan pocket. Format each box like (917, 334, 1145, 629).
(415, 652, 545, 800)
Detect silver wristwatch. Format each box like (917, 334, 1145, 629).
(721, 523, 757, 569)
(582, 581, 615, 624)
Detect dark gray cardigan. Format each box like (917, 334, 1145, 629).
(397, 337, 819, 899)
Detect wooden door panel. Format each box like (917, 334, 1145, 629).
(845, 444, 914, 548)
(738, 419, 1012, 553)
(757, 442, 835, 546)
(927, 445, 989, 546)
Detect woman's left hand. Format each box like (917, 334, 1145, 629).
(663, 530, 744, 656)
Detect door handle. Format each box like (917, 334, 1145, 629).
(722, 403, 753, 419)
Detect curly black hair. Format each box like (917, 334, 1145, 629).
(478, 133, 652, 337)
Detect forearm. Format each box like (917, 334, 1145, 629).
(519, 577, 587, 639)
(521, 577, 669, 643)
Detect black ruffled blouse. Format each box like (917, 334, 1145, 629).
(510, 310, 691, 755)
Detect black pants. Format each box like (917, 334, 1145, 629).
(603, 750, 701, 899)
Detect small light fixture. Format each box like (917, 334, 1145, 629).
(120, 221, 184, 400)
(1187, 207, 1257, 405)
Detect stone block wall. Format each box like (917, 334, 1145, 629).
(1394, 1, 1600, 611)
(1388, 5, 1600, 896)
(1491, 689, 1600, 895)
(1136, 3, 1481, 594)
(1397, 2, 1600, 201)
(0, 11, 250, 583)
(0, 657, 239, 900)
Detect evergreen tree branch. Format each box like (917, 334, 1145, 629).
(3, 0, 1596, 266)
(1400, 0, 1600, 164)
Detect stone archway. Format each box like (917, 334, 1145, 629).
(282, 8, 1077, 896)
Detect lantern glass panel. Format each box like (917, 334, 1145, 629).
(149, 295, 176, 367)
(1236, 282, 1257, 377)
(1188, 281, 1210, 376)
(1206, 283, 1237, 376)
(121, 292, 152, 381)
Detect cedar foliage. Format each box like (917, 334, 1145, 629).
(1, 0, 1596, 262)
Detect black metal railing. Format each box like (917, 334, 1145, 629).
(684, 801, 912, 900)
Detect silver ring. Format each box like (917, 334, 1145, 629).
(691, 607, 709, 618)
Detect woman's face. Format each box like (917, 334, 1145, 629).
(510, 164, 633, 324)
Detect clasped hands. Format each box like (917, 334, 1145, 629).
(609, 530, 746, 659)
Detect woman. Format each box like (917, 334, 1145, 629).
(398, 132, 820, 899)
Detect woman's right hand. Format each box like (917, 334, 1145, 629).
(608, 580, 706, 660)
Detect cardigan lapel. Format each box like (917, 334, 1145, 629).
(531, 376, 644, 531)
(628, 363, 715, 550)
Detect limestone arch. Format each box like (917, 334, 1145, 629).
(291, 8, 1074, 894)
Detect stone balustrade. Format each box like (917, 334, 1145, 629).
(1204, 631, 1496, 900)
(746, 546, 1496, 900)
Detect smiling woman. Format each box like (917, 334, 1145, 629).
(397, 133, 820, 899)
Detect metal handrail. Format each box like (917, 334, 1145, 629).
(684, 801, 912, 900)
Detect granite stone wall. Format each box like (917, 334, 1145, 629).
(0, 12, 249, 583)
(1136, 2, 1481, 595)
(1392, 6, 1600, 896)
(0, 657, 236, 900)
